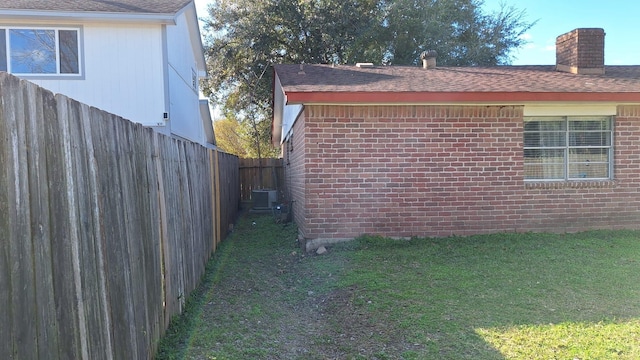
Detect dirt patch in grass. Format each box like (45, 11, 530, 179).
(311, 285, 423, 359)
(156, 213, 418, 359)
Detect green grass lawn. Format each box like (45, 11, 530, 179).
(156, 214, 640, 359)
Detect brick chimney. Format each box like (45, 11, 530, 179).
(556, 28, 605, 75)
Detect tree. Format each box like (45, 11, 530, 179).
(381, 0, 534, 66)
(213, 118, 247, 157)
(203, 0, 382, 121)
(213, 117, 280, 158)
(202, 0, 534, 152)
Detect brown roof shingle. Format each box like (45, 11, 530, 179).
(275, 64, 640, 94)
(0, 0, 191, 14)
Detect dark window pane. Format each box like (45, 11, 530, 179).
(524, 118, 565, 132)
(539, 121, 565, 131)
(524, 148, 565, 160)
(59, 30, 79, 74)
(0, 30, 6, 71)
(523, 148, 540, 159)
(538, 131, 566, 147)
(524, 119, 566, 147)
(10, 29, 56, 74)
(569, 131, 610, 147)
(524, 131, 566, 147)
(523, 131, 539, 147)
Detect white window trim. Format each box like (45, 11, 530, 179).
(0, 25, 84, 79)
(524, 116, 614, 182)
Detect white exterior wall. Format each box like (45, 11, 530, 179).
(3, 4, 214, 147)
(165, 9, 204, 144)
(28, 22, 167, 127)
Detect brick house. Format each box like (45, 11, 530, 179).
(271, 28, 640, 251)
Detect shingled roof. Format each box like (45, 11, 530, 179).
(0, 0, 192, 14)
(274, 64, 640, 104)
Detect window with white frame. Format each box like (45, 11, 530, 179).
(523, 116, 613, 181)
(0, 27, 81, 76)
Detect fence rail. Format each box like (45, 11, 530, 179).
(239, 158, 284, 202)
(0, 73, 239, 359)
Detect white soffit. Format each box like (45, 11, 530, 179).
(524, 104, 617, 116)
(0, 10, 176, 24)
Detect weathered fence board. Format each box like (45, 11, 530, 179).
(0, 74, 11, 360)
(63, 94, 93, 360)
(49, 92, 82, 360)
(178, 143, 196, 300)
(0, 72, 239, 359)
(160, 137, 186, 319)
(25, 80, 60, 360)
(11, 77, 33, 360)
(143, 133, 163, 349)
(37, 81, 63, 360)
(220, 152, 241, 232)
(77, 103, 112, 360)
(7, 72, 39, 360)
(239, 158, 284, 202)
(88, 107, 119, 360)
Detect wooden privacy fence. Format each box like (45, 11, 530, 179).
(239, 158, 284, 202)
(215, 151, 240, 240)
(0, 73, 239, 359)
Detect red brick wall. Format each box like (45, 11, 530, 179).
(287, 104, 640, 244)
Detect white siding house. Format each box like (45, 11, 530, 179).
(0, 0, 215, 148)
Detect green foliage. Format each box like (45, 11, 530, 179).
(240, 114, 281, 158)
(213, 117, 279, 158)
(202, 0, 534, 154)
(212, 118, 246, 157)
(382, 0, 534, 66)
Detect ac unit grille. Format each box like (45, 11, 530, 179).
(252, 190, 277, 209)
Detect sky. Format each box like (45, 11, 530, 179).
(193, 0, 640, 66)
(482, 0, 640, 65)
(194, 0, 209, 32)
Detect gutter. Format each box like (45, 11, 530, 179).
(0, 9, 177, 24)
(283, 91, 640, 105)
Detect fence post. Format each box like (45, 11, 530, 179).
(208, 149, 218, 252)
(214, 149, 222, 246)
(153, 134, 171, 330)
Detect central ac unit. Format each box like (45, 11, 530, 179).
(252, 190, 278, 209)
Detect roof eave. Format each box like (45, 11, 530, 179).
(0, 9, 178, 24)
(284, 91, 640, 105)
(181, 2, 207, 73)
(272, 72, 284, 146)
(199, 99, 215, 145)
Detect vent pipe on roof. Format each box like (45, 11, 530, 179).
(420, 50, 437, 69)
